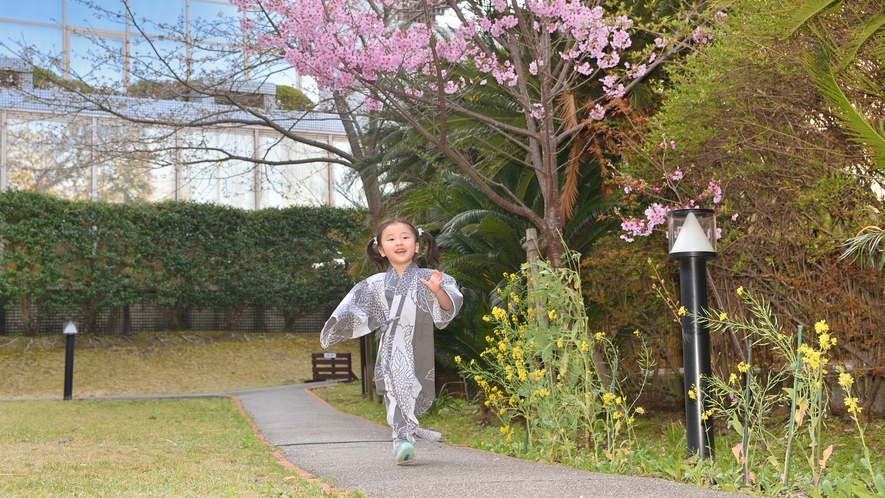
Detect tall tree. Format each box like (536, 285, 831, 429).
(234, 0, 714, 266)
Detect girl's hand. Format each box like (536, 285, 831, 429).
(420, 270, 444, 293)
(421, 270, 453, 311)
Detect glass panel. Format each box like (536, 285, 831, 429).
(252, 61, 301, 90)
(259, 135, 330, 208)
(6, 118, 93, 200)
(66, 0, 126, 32)
(128, 0, 184, 33)
(189, 44, 243, 79)
(0, 0, 62, 23)
(94, 124, 178, 203)
(70, 32, 124, 87)
(179, 130, 254, 209)
(189, 0, 240, 43)
(0, 22, 63, 60)
(128, 36, 186, 86)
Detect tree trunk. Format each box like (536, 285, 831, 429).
(20, 295, 35, 337)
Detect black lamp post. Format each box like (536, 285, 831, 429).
(667, 208, 717, 459)
(63, 321, 77, 400)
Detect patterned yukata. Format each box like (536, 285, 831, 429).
(320, 262, 462, 443)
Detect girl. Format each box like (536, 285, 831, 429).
(320, 218, 463, 465)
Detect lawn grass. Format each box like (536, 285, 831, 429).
(0, 397, 338, 497)
(0, 332, 359, 400)
(0, 331, 362, 497)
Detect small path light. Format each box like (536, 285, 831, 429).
(63, 321, 77, 400)
(667, 209, 717, 459)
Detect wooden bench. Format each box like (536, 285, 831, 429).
(310, 352, 358, 382)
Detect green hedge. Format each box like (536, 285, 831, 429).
(0, 190, 365, 334)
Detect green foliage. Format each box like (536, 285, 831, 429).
(32, 66, 93, 94)
(275, 85, 314, 111)
(612, 0, 885, 393)
(0, 189, 365, 334)
(125, 79, 187, 99)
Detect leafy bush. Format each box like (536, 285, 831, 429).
(0, 189, 365, 334)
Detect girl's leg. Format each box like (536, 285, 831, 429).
(384, 394, 417, 464)
(384, 393, 414, 443)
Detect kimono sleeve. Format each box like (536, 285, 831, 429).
(320, 278, 386, 348)
(422, 272, 463, 329)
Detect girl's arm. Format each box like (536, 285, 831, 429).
(420, 269, 454, 311)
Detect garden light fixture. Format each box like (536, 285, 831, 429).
(63, 321, 77, 400)
(668, 209, 717, 459)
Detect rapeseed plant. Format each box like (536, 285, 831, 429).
(458, 248, 653, 464)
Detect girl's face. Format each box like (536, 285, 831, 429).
(377, 222, 419, 274)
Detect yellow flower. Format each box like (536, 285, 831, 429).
(595, 331, 605, 342)
(719, 312, 727, 321)
(548, 309, 557, 320)
(612, 411, 622, 420)
(819, 333, 832, 351)
(500, 425, 510, 435)
(736, 286, 744, 296)
(844, 396, 862, 415)
(602, 392, 616, 406)
(556, 339, 563, 348)
(491, 306, 508, 321)
(798, 344, 822, 369)
(482, 315, 491, 322)
(729, 373, 738, 385)
(737, 362, 750, 373)
(633, 329, 640, 336)
(678, 306, 686, 316)
(580, 341, 589, 352)
(838, 372, 854, 390)
(688, 389, 697, 400)
(814, 320, 829, 335)
(454, 356, 462, 364)
(635, 407, 645, 415)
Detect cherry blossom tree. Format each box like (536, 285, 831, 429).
(233, 0, 712, 265)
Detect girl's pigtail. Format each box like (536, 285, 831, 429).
(365, 236, 388, 271)
(421, 230, 441, 269)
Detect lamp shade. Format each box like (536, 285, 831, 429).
(63, 322, 78, 335)
(667, 209, 717, 259)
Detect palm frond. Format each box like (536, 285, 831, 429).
(841, 226, 885, 270)
(807, 45, 885, 169)
(783, 0, 841, 36)
(834, 13, 885, 72)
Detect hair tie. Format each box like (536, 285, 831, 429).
(372, 236, 378, 248)
(417, 228, 423, 237)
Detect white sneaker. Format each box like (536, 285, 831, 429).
(393, 440, 415, 465)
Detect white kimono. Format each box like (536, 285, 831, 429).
(320, 262, 463, 443)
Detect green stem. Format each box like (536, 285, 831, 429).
(783, 325, 804, 487)
(742, 339, 753, 486)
